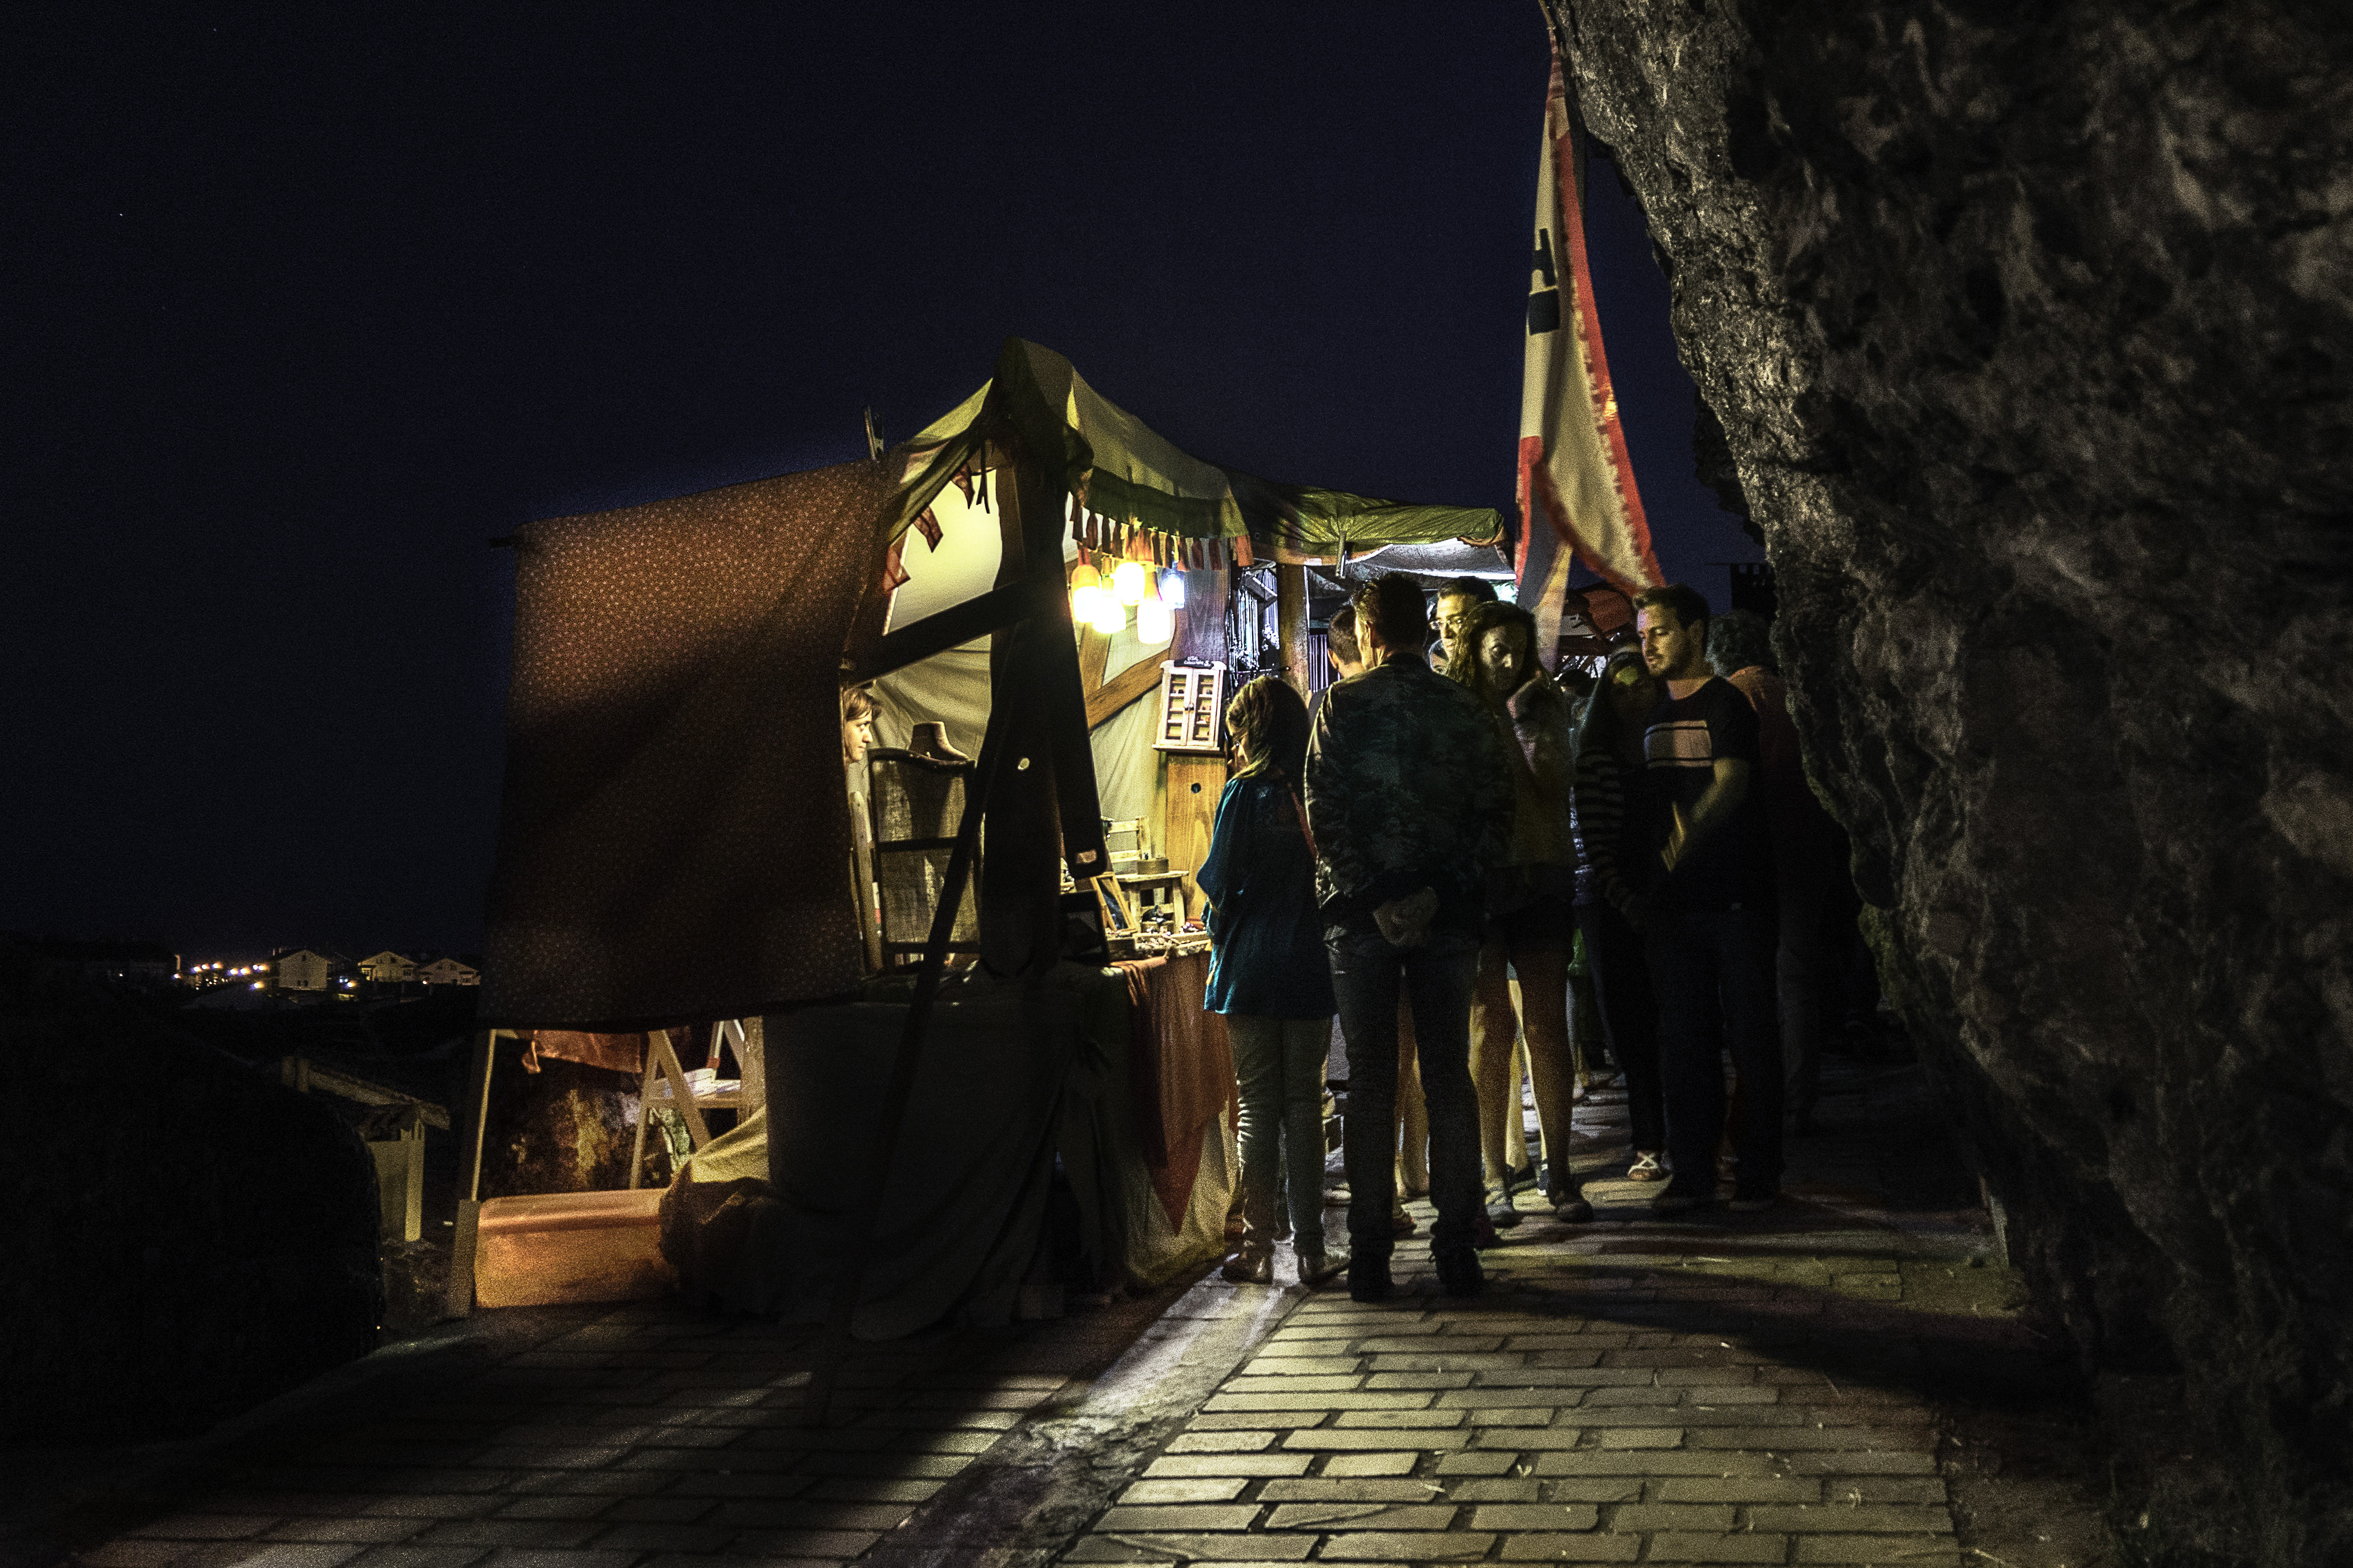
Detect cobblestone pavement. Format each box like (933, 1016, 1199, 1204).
(18, 1056, 2107, 1568)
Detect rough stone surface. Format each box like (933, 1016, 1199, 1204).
(1552, 2, 2352, 1559)
(0, 945, 383, 1443)
(478, 1046, 666, 1199)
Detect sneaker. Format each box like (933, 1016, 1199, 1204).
(1435, 1247, 1483, 1297)
(1627, 1151, 1664, 1182)
(1728, 1188, 1778, 1214)
(1650, 1178, 1716, 1215)
(1348, 1256, 1393, 1303)
(1485, 1192, 1523, 1229)
(1391, 1203, 1418, 1237)
(1220, 1247, 1273, 1284)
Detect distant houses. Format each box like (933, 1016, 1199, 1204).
(202, 948, 482, 998)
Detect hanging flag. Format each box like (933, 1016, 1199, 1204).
(1518, 34, 1661, 647)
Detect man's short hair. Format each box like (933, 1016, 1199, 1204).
(1354, 574, 1430, 652)
(1439, 575, 1499, 606)
(1326, 604, 1361, 666)
(1631, 583, 1711, 634)
(1706, 607, 1775, 677)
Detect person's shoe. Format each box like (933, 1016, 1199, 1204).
(1505, 1164, 1539, 1196)
(1485, 1190, 1523, 1228)
(1325, 1186, 1352, 1207)
(1348, 1256, 1393, 1302)
(1221, 1245, 1273, 1284)
(1435, 1247, 1484, 1297)
(1627, 1151, 1664, 1182)
(1650, 1178, 1716, 1216)
(1728, 1188, 1779, 1214)
(1551, 1191, 1594, 1223)
(1391, 1202, 1418, 1236)
(1296, 1245, 1350, 1287)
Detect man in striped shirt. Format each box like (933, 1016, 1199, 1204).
(1633, 584, 1784, 1214)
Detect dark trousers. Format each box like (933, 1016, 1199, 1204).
(1330, 928, 1482, 1260)
(1645, 905, 1784, 1195)
(1576, 901, 1667, 1154)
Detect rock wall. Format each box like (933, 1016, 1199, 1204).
(1552, 2, 2352, 1559)
(0, 946, 383, 1444)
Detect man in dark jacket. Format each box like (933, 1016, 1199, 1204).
(1306, 574, 1513, 1300)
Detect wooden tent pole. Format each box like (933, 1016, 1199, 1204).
(442, 1026, 498, 1319)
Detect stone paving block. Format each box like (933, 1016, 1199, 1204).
(130, 1518, 282, 1541)
(1467, 1503, 1602, 1530)
(1256, 1481, 1441, 1502)
(1654, 1366, 1756, 1385)
(1535, 1452, 1775, 1477)
(75, 1545, 200, 1568)
(1655, 1477, 1822, 1503)
(1792, 1537, 1960, 1565)
(659, 1474, 819, 1497)
(1320, 1453, 1419, 1477)
(1222, 1376, 1363, 1393)
(1578, 1386, 1679, 1407)
(1682, 1385, 1780, 1405)
(1352, 1336, 1505, 1354)
(1093, 1506, 1262, 1532)
(1117, 1478, 1250, 1504)
(176, 1547, 371, 1568)
(468, 1552, 643, 1568)
(1782, 1451, 1937, 1476)
(340, 1550, 490, 1568)
(1640, 1532, 1787, 1563)
(1362, 1372, 1473, 1390)
(1332, 1409, 1466, 1429)
(1311, 1530, 1493, 1560)
(1206, 1392, 1433, 1413)
(1524, 1351, 1606, 1369)
(486, 1501, 609, 1523)
(359, 1501, 498, 1522)
(1832, 1478, 1948, 1505)
(1188, 1413, 1329, 1432)
(1143, 1454, 1313, 1478)
(1472, 1427, 1587, 1449)
(263, 1522, 432, 1545)
(1444, 1479, 1542, 1501)
(1262, 1503, 1457, 1530)
(411, 1523, 598, 1550)
(1688, 1425, 1929, 1452)
(1494, 1533, 1640, 1561)
(589, 1522, 746, 1553)
(1598, 1405, 1797, 1428)
(1746, 1505, 1952, 1533)
(605, 1497, 722, 1521)
(1547, 1480, 1646, 1503)
(1431, 1452, 1519, 1476)
(891, 1428, 1003, 1454)
(1366, 1353, 1530, 1372)
(1061, 1533, 1314, 1561)
(726, 1529, 879, 1558)
(1242, 1357, 1363, 1376)
(1281, 1428, 1467, 1450)
(1164, 1430, 1274, 1453)
(1464, 1406, 1559, 1426)
(802, 1478, 940, 1504)
(1474, 1367, 1655, 1388)
(1607, 1503, 1733, 1531)
(1438, 1388, 1587, 1409)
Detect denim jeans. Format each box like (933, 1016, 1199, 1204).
(1226, 1013, 1333, 1253)
(1644, 905, 1784, 1194)
(1329, 928, 1482, 1260)
(1576, 901, 1667, 1154)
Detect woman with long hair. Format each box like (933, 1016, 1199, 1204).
(1198, 676, 1345, 1285)
(1569, 645, 1670, 1179)
(1443, 601, 1590, 1223)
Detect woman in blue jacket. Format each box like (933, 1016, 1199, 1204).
(1200, 676, 1343, 1285)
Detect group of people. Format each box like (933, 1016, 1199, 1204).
(1196, 571, 1843, 1304)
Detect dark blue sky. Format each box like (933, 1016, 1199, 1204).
(5, 5, 1757, 957)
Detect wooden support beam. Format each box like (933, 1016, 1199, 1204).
(1086, 650, 1168, 728)
(443, 1027, 498, 1319)
(1277, 563, 1310, 697)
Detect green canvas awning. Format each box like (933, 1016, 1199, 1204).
(892, 339, 1502, 565)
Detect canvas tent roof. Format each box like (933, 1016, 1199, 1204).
(893, 339, 1504, 565)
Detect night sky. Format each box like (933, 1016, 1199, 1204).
(7, 6, 1760, 960)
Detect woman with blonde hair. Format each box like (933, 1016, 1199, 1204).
(1199, 676, 1345, 1285)
(1443, 600, 1590, 1223)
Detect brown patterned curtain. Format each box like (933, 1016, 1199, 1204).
(480, 459, 891, 1028)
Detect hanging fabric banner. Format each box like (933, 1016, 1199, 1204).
(1517, 35, 1662, 612)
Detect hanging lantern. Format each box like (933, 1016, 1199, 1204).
(1112, 558, 1147, 606)
(1159, 568, 1186, 610)
(1069, 560, 1102, 622)
(1091, 592, 1127, 635)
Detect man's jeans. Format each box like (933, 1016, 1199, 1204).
(1330, 928, 1482, 1260)
(1645, 905, 1784, 1195)
(1227, 1014, 1334, 1253)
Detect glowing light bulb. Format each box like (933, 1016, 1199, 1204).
(1112, 559, 1147, 605)
(1137, 595, 1173, 645)
(1069, 562, 1103, 622)
(1159, 569, 1186, 610)
(1091, 594, 1127, 634)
